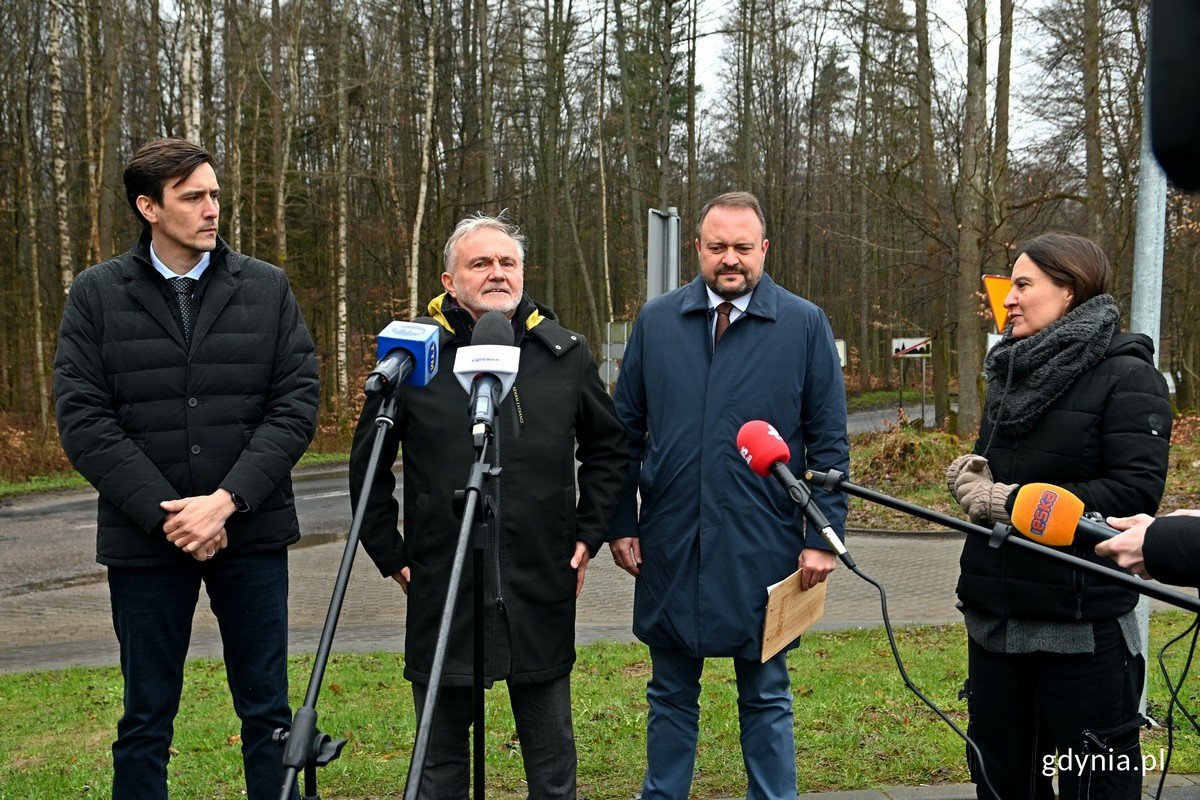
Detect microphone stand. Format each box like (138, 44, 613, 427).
(404, 418, 500, 800)
(804, 468, 1200, 614)
(275, 395, 400, 800)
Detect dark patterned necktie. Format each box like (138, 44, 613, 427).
(169, 277, 198, 343)
(714, 301, 734, 345)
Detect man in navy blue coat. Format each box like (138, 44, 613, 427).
(610, 191, 849, 800)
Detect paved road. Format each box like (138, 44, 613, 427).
(847, 403, 939, 432)
(0, 405, 922, 600)
(2, 459, 1194, 673)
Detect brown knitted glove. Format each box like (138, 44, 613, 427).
(947, 454, 993, 501)
(960, 480, 1018, 526)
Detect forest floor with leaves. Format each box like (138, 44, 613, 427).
(847, 414, 1200, 532)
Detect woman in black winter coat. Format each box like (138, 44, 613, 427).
(945, 232, 1172, 800)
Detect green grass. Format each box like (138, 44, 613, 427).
(0, 472, 88, 498)
(0, 451, 350, 500)
(2, 615, 1198, 798)
(846, 389, 926, 412)
(296, 451, 350, 469)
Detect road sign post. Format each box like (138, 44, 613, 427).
(891, 337, 932, 428)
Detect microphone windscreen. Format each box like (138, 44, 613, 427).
(1011, 483, 1086, 547)
(736, 420, 791, 477)
(472, 310, 515, 347)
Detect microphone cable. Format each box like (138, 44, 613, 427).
(1153, 614, 1200, 798)
(838, 559, 1000, 800)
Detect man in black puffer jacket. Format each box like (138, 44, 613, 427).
(349, 214, 627, 799)
(54, 139, 319, 800)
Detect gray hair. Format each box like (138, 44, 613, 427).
(443, 213, 526, 274)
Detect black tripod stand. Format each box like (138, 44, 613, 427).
(273, 395, 400, 800)
(403, 420, 500, 800)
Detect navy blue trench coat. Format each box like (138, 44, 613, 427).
(611, 273, 850, 660)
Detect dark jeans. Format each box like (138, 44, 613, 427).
(108, 550, 295, 800)
(410, 675, 577, 799)
(965, 620, 1145, 800)
(643, 646, 796, 800)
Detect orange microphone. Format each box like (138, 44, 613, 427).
(1010, 483, 1118, 547)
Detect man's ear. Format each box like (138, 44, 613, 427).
(136, 195, 159, 225)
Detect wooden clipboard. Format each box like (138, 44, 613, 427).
(761, 569, 827, 662)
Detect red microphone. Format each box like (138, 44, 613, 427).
(736, 420, 853, 566)
(737, 420, 791, 477)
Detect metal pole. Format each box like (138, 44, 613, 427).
(1130, 34, 1169, 715)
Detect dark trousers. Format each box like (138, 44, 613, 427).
(108, 551, 295, 800)
(965, 620, 1145, 800)
(410, 675, 577, 799)
(643, 646, 796, 800)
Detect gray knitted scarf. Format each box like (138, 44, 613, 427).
(981, 294, 1119, 447)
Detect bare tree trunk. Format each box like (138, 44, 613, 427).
(249, 94, 261, 253)
(333, 0, 352, 415)
(409, 8, 438, 318)
(738, 0, 755, 186)
(271, 0, 300, 267)
(96, 3, 125, 259)
(955, 0, 987, 437)
(380, 5, 411, 318)
(199, 0, 215, 145)
(1083, 0, 1104, 241)
(657, 0, 673, 207)
(225, 0, 244, 251)
(81, 0, 102, 263)
(148, 0, 161, 134)
(19, 50, 49, 428)
(916, 0, 948, 427)
(686, 0, 697, 235)
(48, 0, 74, 296)
(564, 180, 603, 348)
(613, 0, 644, 305)
(597, 0, 613, 319)
(478, 0, 493, 207)
(181, 0, 202, 141)
(799, 46, 822, 299)
(852, 7, 871, 392)
(991, 0, 1013, 265)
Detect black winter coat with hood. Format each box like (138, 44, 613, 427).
(957, 332, 1172, 621)
(349, 294, 628, 686)
(54, 234, 320, 566)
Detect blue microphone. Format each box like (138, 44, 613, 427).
(364, 321, 440, 395)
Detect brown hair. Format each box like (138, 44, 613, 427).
(696, 191, 767, 240)
(1017, 232, 1111, 310)
(123, 138, 215, 234)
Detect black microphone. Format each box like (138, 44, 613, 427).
(452, 311, 521, 448)
(736, 420, 855, 567)
(364, 321, 441, 396)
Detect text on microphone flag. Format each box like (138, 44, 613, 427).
(1030, 489, 1059, 538)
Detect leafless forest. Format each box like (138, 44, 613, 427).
(2, 0, 1197, 441)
